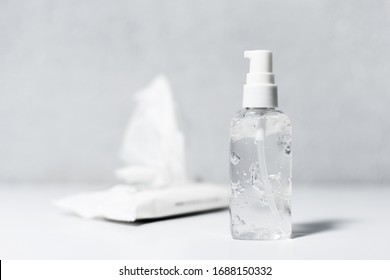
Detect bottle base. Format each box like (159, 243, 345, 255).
(232, 231, 291, 240)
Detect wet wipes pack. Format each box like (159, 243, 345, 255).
(54, 183, 229, 222)
(53, 76, 229, 222)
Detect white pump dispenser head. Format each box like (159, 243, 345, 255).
(243, 50, 278, 108)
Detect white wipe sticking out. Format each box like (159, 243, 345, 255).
(116, 75, 186, 187)
(54, 76, 229, 221)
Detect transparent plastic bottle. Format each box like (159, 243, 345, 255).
(230, 108, 291, 240)
(229, 50, 292, 240)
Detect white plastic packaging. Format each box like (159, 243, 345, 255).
(54, 183, 229, 222)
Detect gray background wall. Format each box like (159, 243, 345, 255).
(0, 0, 389, 185)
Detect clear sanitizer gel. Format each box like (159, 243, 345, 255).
(230, 50, 292, 240)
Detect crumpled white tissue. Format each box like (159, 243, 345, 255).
(116, 75, 186, 187)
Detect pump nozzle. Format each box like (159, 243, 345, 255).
(242, 50, 278, 108)
(244, 50, 273, 73)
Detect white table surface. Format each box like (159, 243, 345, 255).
(0, 183, 389, 259)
